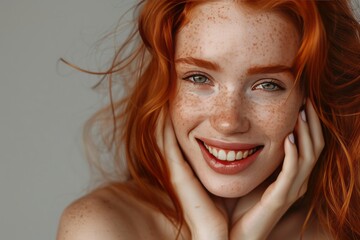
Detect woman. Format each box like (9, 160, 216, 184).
(57, 0, 360, 239)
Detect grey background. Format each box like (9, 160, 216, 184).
(0, 0, 133, 239)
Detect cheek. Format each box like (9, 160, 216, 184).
(253, 102, 299, 144)
(169, 86, 206, 133)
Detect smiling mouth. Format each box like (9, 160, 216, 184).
(202, 142, 263, 162)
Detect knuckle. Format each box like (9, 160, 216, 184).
(316, 134, 325, 150)
(318, 137, 325, 150)
(298, 184, 308, 197)
(309, 154, 316, 163)
(304, 151, 316, 165)
(314, 141, 325, 159)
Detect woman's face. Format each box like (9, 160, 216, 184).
(170, 1, 302, 198)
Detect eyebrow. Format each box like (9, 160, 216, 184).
(175, 57, 221, 71)
(247, 65, 293, 75)
(175, 57, 293, 75)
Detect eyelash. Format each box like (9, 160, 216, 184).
(252, 79, 285, 91)
(182, 73, 211, 85)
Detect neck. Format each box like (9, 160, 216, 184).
(222, 172, 278, 223)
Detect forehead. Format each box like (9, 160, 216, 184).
(175, 1, 299, 68)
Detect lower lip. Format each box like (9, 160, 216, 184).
(198, 141, 262, 175)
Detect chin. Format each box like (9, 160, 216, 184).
(200, 178, 258, 198)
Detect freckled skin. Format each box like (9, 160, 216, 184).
(169, 1, 302, 197)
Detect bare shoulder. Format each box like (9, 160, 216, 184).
(56, 183, 165, 240)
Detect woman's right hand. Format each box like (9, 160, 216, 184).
(156, 112, 229, 240)
(229, 100, 325, 240)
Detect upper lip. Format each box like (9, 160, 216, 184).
(197, 137, 263, 151)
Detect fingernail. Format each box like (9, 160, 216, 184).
(288, 133, 295, 144)
(300, 110, 307, 122)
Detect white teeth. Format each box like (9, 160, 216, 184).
(213, 149, 218, 158)
(218, 150, 226, 160)
(227, 151, 235, 161)
(204, 143, 258, 162)
(236, 151, 243, 160)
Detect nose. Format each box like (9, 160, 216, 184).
(209, 94, 250, 135)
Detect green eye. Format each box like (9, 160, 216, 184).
(184, 74, 210, 84)
(258, 82, 278, 90)
(253, 80, 284, 91)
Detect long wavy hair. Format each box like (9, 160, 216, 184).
(79, 0, 360, 239)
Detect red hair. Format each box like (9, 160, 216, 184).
(81, 0, 360, 239)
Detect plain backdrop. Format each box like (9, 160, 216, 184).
(0, 0, 133, 239)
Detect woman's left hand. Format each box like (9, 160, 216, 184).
(229, 100, 325, 240)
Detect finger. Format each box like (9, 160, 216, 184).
(287, 109, 318, 199)
(163, 116, 182, 164)
(297, 177, 309, 197)
(277, 134, 298, 188)
(163, 116, 194, 181)
(262, 134, 298, 205)
(297, 109, 316, 167)
(306, 100, 325, 159)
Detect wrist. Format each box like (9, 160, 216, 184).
(192, 232, 228, 240)
(191, 224, 228, 240)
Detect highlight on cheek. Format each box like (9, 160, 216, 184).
(175, 79, 209, 96)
